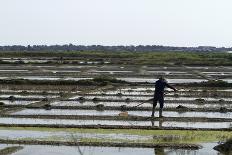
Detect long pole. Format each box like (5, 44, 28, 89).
(133, 98, 153, 108)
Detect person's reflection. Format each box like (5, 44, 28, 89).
(151, 119, 163, 128)
(159, 119, 163, 128)
(151, 119, 165, 155)
(151, 119, 155, 127)
(154, 147, 165, 155)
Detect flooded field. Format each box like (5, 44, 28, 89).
(0, 117, 231, 129)
(10, 144, 220, 155)
(0, 62, 231, 155)
(11, 109, 232, 119)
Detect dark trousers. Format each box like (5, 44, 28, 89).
(152, 94, 164, 116)
(153, 94, 164, 109)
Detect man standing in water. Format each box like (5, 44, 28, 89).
(152, 76, 177, 118)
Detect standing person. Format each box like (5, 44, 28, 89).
(152, 76, 177, 118)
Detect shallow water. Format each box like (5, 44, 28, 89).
(0, 117, 231, 129)
(12, 76, 61, 80)
(51, 101, 151, 107)
(64, 77, 92, 81)
(0, 129, 151, 141)
(0, 89, 66, 94)
(11, 143, 221, 155)
(92, 70, 133, 74)
(0, 95, 59, 99)
(0, 144, 8, 150)
(0, 100, 37, 105)
(51, 70, 81, 73)
(12, 109, 232, 119)
(51, 101, 232, 109)
(0, 70, 28, 72)
(118, 78, 207, 84)
(222, 79, 232, 83)
(68, 95, 232, 102)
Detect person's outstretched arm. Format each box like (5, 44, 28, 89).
(166, 83, 177, 91)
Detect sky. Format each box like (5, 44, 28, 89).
(0, 0, 232, 47)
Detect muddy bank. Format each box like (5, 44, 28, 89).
(0, 146, 23, 155)
(0, 123, 230, 131)
(48, 105, 232, 112)
(214, 139, 232, 154)
(0, 139, 201, 149)
(2, 114, 232, 122)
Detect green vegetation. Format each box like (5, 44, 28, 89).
(0, 51, 232, 65)
(0, 76, 127, 86)
(2, 127, 232, 144)
(0, 146, 23, 155)
(189, 80, 232, 87)
(78, 76, 128, 86)
(201, 80, 232, 87)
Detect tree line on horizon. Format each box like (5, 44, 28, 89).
(0, 44, 231, 52)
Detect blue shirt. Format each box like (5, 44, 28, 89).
(155, 79, 168, 95)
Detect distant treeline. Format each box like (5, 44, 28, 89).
(0, 44, 231, 52)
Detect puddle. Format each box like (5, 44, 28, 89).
(11, 145, 155, 155)
(90, 87, 232, 96)
(70, 95, 150, 101)
(51, 70, 81, 73)
(57, 65, 94, 69)
(51, 101, 151, 107)
(165, 97, 232, 102)
(0, 76, 211, 83)
(0, 90, 77, 94)
(185, 66, 209, 69)
(64, 77, 92, 81)
(0, 70, 28, 72)
(7, 143, 226, 155)
(217, 89, 232, 92)
(164, 103, 232, 109)
(12, 109, 232, 119)
(0, 117, 231, 129)
(8, 77, 205, 83)
(166, 143, 221, 155)
(69, 95, 232, 102)
(222, 79, 232, 83)
(0, 95, 59, 99)
(0, 117, 152, 126)
(2, 60, 49, 63)
(147, 71, 188, 74)
(51, 101, 232, 109)
(16, 76, 61, 80)
(92, 71, 133, 74)
(12, 109, 128, 116)
(0, 100, 38, 105)
(162, 122, 232, 129)
(0, 129, 151, 141)
(0, 144, 8, 150)
(118, 78, 207, 84)
(0, 77, 8, 79)
(91, 91, 153, 96)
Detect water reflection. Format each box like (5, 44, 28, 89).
(151, 119, 163, 128)
(154, 147, 165, 155)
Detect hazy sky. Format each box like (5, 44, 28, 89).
(0, 0, 232, 46)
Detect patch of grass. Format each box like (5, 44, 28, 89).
(0, 77, 127, 86)
(0, 146, 23, 155)
(1, 127, 232, 144)
(0, 51, 232, 65)
(198, 80, 232, 87)
(204, 80, 231, 87)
